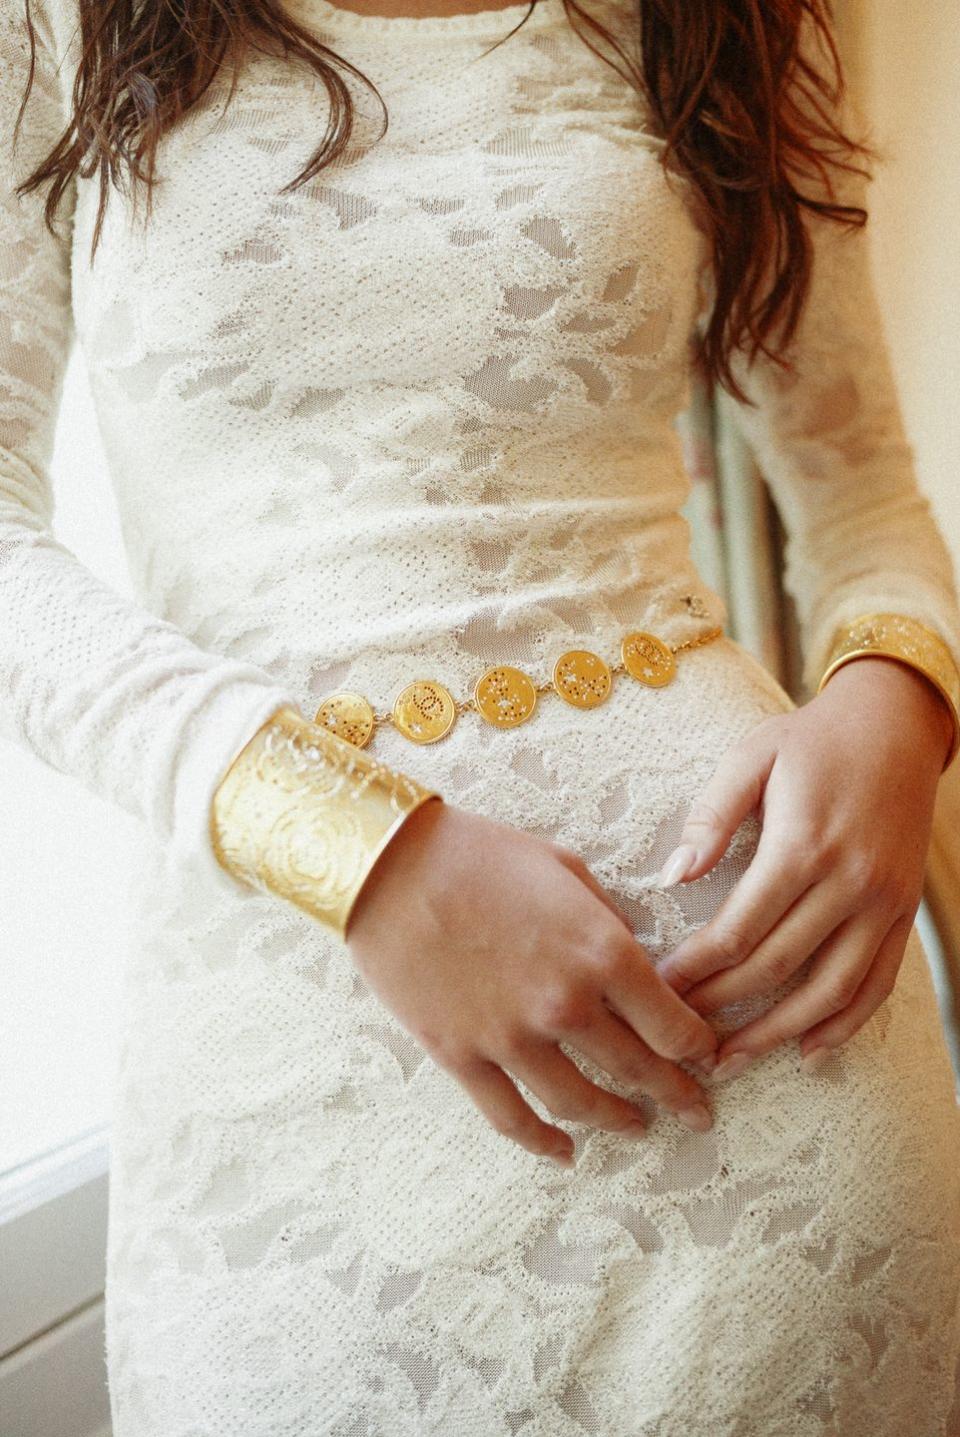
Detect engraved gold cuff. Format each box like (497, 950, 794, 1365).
(209, 703, 442, 938)
(817, 612, 960, 771)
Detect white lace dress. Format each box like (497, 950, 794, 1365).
(3, 0, 960, 1432)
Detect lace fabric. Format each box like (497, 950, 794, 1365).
(2, 0, 960, 1431)
(108, 642, 960, 1435)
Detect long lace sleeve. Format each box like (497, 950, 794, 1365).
(713, 16, 960, 701)
(0, 0, 299, 896)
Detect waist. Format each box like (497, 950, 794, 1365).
(313, 611, 726, 751)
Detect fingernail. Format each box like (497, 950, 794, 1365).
(658, 845, 697, 887)
(677, 1103, 713, 1132)
(693, 1051, 717, 1074)
(801, 1046, 830, 1074)
(712, 1052, 753, 1081)
(548, 1147, 575, 1167)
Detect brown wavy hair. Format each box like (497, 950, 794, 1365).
(14, 0, 880, 405)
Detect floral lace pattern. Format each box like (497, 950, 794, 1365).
(2, 0, 960, 1431)
(110, 645, 960, 1436)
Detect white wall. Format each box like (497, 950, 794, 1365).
(840, 0, 960, 566)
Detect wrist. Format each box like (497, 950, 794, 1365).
(817, 612, 960, 773)
(818, 654, 955, 770)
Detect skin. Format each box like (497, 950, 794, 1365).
(346, 655, 954, 1164)
(346, 802, 721, 1167)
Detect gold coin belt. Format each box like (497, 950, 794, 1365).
(313, 625, 726, 748)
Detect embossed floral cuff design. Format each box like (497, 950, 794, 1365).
(209, 703, 441, 937)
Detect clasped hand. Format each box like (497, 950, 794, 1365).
(345, 654, 951, 1164)
(655, 655, 953, 1076)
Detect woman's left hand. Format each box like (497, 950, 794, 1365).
(654, 655, 955, 1077)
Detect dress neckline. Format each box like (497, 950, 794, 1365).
(297, 0, 557, 36)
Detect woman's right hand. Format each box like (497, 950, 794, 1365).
(345, 799, 720, 1166)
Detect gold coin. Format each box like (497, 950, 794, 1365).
(474, 665, 538, 729)
(552, 649, 612, 709)
(313, 691, 375, 748)
(621, 631, 677, 687)
(392, 679, 457, 744)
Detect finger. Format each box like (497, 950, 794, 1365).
(600, 934, 720, 1068)
(656, 721, 779, 887)
(657, 833, 813, 994)
(499, 1036, 654, 1139)
(710, 909, 889, 1065)
(561, 856, 719, 1075)
(678, 872, 862, 1015)
(574, 1005, 714, 1130)
(555, 847, 634, 933)
(449, 1054, 578, 1164)
(797, 913, 912, 1061)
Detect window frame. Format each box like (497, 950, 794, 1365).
(0, 1127, 111, 1436)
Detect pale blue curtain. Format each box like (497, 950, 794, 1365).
(676, 371, 801, 694)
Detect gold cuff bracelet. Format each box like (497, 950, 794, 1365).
(817, 611, 960, 772)
(209, 703, 441, 938)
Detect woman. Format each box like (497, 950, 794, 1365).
(4, 0, 960, 1430)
